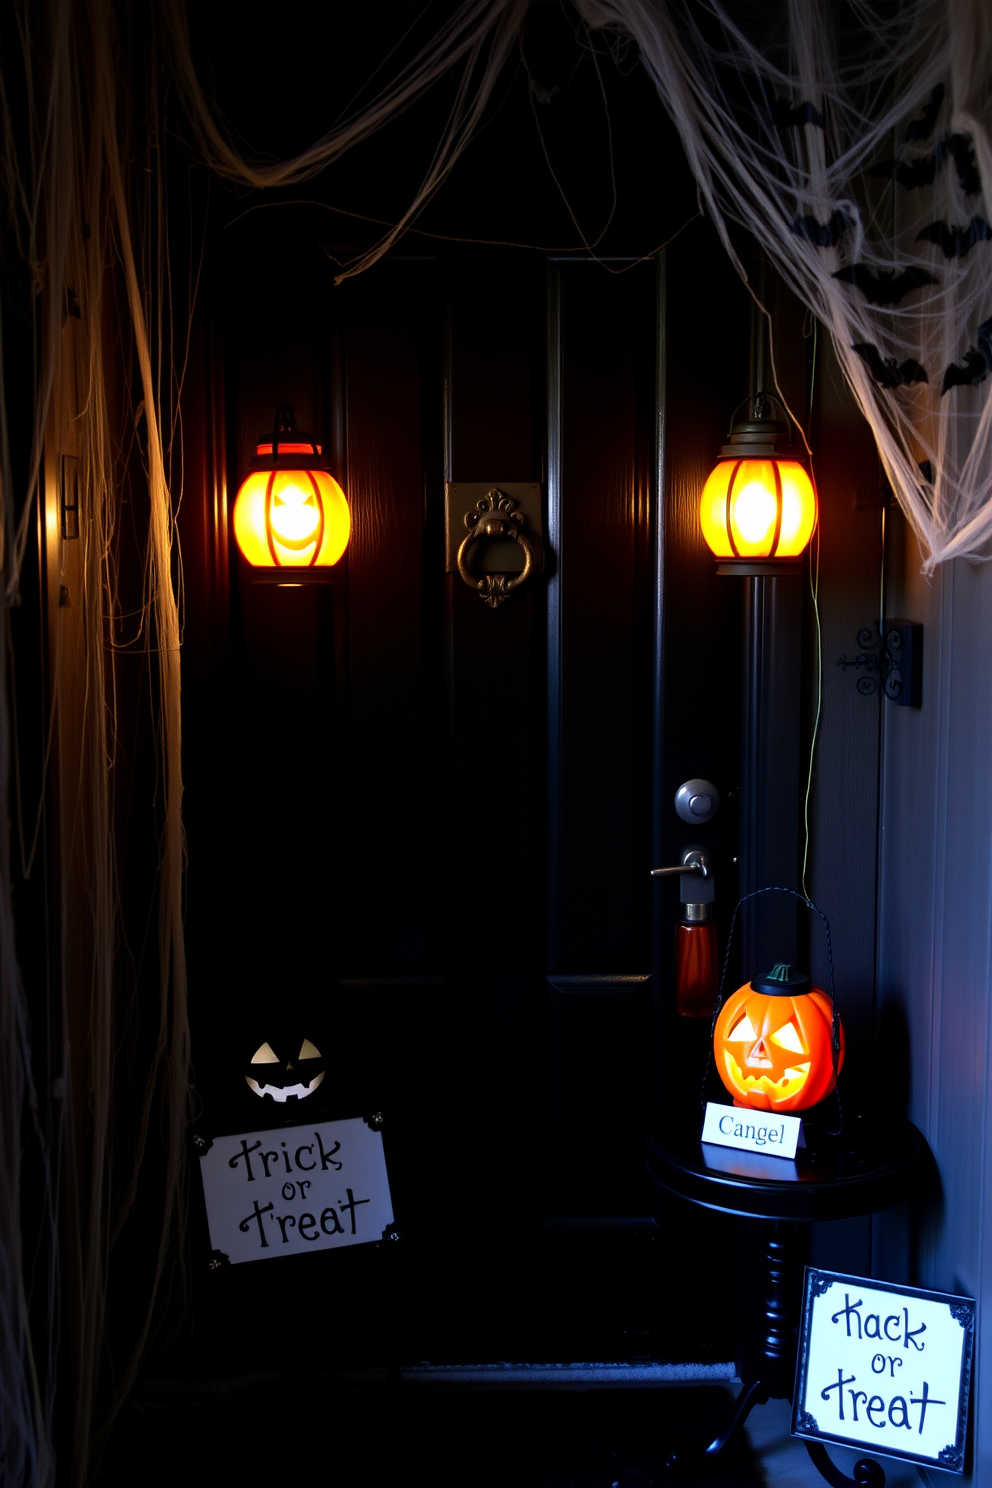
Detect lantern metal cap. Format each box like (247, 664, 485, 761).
(715, 558, 803, 576)
(719, 392, 803, 461)
(749, 961, 813, 995)
(248, 403, 331, 472)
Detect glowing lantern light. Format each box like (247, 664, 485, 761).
(233, 404, 350, 571)
(699, 395, 816, 571)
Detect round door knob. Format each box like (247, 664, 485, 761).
(675, 779, 720, 825)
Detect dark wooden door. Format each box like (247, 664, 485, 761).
(177, 214, 752, 1372)
(172, 0, 757, 1363)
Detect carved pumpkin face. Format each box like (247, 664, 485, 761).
(245, 1037, 325, 1103)
(713, 965, 844, 1113)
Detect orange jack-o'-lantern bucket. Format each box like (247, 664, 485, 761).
(713, 961, 844, 1114)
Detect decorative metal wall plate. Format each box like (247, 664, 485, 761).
(836, 621, 923, 705)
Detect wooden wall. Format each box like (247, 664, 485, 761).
(762, 284, 992, 1481)
(875, 522, 992, 1485)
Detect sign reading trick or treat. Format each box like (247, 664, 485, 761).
(197, 1115, 395, 1265)
(793, 1269, 975, 1474)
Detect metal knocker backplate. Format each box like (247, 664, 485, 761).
(444, 482, 544, 608)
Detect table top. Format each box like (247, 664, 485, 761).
(646, 1108, 932, 1223)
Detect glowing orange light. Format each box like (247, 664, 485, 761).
(700, 457, 816, 560)
(232, 405, 350, 570)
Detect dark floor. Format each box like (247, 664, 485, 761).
(95, 1379, 766, 1488)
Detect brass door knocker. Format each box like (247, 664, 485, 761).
(456, 490, 537, 608)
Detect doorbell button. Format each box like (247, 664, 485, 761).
(675, 779, 720, 825)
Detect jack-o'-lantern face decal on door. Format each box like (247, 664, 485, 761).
(245, 1038, 325, 1102)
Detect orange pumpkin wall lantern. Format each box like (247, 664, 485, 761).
(713, 962, 844, 1114)
(699, 393, 816, 572)
(233, 403, 350, 576)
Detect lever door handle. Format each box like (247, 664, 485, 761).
(651, 851, 709, 880)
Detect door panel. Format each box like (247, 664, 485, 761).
(441, 253, 545, 1252)
(550, 261, 655, 973)
(547, 976, 651, 1216)
(337, 262, 438, 973)
(545, 259, 657, 1223)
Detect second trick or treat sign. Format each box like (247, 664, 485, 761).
(198, 1116, 394, 1264)
(792, 1269, 975, 1473)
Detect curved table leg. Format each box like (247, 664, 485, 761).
(664, 1377, 768, 1476)
(805, 1440, 886, 1487)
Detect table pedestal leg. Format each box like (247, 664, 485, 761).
(664, 1219, 797, 1475)
(756, 1218, 799, 1398)
(662, 1218, 881, 1483)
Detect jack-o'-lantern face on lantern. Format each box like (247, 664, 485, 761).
(713, 963, 844, 1113)
(245, 1038, 325, 1103)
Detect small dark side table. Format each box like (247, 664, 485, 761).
(646, 1111, 932, 1487)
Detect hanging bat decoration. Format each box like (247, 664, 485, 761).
(915, 217, 992, 258)
(789, 209, 851, 247)
(852, 343, 928, 387)
(871, 134, 981, 196)
(941, 317, 992, 393)
(832, 264, 938, 306)
(770, 96, 825, 130)
(904, 84, 945, 142)
(870, 155, 936, 191)
(939, 135, 981, 195)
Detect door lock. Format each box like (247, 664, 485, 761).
(674, 778, 720, 825)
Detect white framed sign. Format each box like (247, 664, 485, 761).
(793, 1268, 975, 1474)
(701, 1099, 803, 1159)
(197, 1115, 395, 1265)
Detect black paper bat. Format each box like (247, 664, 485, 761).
(789, 209, 851, 247)
(942, 317, 992, 393)
(871, 134, 980, 195)
(904, 84, 945, 142)
(870, 154, 937, 190)
(943, 134, 982, 195)
(852, 343, 928, 387)
(770, 97, 825, 130)
(832, 264, 938, 306)
(916, 217, 992, 257)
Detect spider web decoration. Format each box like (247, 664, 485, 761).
(158, 0, 992, 566)
(573, 0, 992, 569)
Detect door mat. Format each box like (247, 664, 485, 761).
(96, 1378, 766, 1487)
